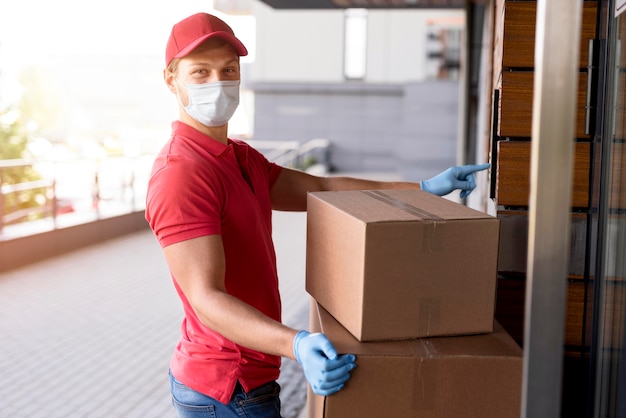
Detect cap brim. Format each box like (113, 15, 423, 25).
(175, 32, 248, 59)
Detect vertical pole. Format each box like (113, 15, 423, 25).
(522, 0, 583, 417)
(52, 179, 58, 229)
(0, 168, 4, 235)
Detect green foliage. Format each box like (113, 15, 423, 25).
(18, 66, 65, 136)
(294, 156, 318, 171)
(0, 108, 29, 159)
(1, 107, 45, 224)
(0, 64, 71, 227)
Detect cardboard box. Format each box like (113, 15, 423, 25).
(306, 189, 500, 341)
(307, 301, 523, 418)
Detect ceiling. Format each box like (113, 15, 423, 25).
(257, 0, 468, 9)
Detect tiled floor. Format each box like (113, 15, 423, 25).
(0, 211, 310, 418)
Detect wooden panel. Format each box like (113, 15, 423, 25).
(615, 73, 626, 141)
(601, 281, 626, 351)
(610, 141, 626, 209)
(492, 0, 506, 88)
(500, 1, 597, 69)
(498, 71, 590, 138)
(496, 141, 591, 208)
(496, 141, 626, 209)
(621, 20, 626, 69)
(495, 278, 593, 348)
(494, 277, 525, 346)
(566, 281, 590, 348)
(497, 211, 588, 276)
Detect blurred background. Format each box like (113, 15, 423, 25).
(0, 2, 466, 416)
(0, 0, 466, 240)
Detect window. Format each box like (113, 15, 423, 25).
(425, 22, 463, 80)
(344, 9, 368, 80)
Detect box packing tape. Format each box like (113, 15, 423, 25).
(361, 190, 445, 253)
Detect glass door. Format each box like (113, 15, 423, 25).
(591, 0, 626, 416)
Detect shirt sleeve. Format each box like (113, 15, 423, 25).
(241, 141, 283, 189)
(268, 161, 282, 189)
(146, 157, 223, 248)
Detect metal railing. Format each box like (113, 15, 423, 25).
(247, 138, 331, 172)
(0, 138, 331, 240)
(0, 155, 153, 240)
(0, 159, 53, 234)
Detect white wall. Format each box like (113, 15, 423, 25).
(251, 1, 464, 84)
(367, 10, 463, 82)
(252, 2, 345, 82)
(247, 1, 465, 176)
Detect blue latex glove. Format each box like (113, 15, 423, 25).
(293, 330, 356, 396)
(420, 163, 490, 198)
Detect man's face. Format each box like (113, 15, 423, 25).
(167, 38, 240, 105)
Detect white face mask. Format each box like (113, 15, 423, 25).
(177, 79, 240, 127)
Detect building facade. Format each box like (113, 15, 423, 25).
(242, 2, 466, 179)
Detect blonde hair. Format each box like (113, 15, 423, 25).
(166, 37, 237, 75)
(166, 58, 180, 75)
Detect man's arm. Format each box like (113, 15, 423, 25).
(163, 234, 297, 359)
(163, 233, 356, 395)
(270, 163, 490, 211)
(270, 167, 421, 211)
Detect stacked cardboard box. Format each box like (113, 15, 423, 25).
(304, 189, 523, 417)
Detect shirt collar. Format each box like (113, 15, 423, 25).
(172, 121, 232, 157)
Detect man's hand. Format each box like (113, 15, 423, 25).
(420, 163, 490, 198)
(293, 331, 356, 396)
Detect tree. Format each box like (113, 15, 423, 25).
(1, 64, 68, 225)
(0, 107, 45, 224)
(18, 65, 66, 138)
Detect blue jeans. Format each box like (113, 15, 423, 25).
(170, 372, 283, 418)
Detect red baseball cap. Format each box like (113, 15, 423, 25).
(165, 13, 248, 66)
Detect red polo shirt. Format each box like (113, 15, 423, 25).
(145, 121, 283, 404)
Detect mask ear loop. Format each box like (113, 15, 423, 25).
(174, 78, 190, 107)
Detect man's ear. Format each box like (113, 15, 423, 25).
(164, 69, 177, 94)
